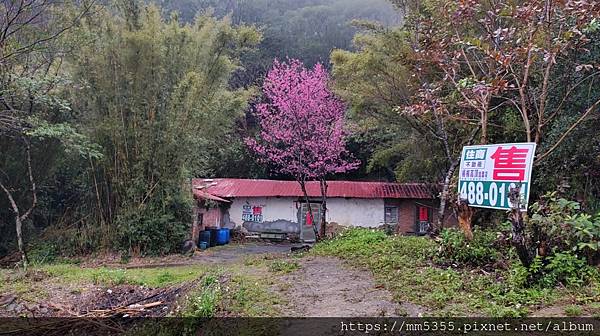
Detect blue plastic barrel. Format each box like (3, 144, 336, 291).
(216, 228, 229, 245)
(225, 228, 230, 244)
(199, 230, 211, 248)
(209, 228, 219, 247)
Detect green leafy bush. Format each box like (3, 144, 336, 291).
(529, 192, 600, 264)
(116, 196, 190, 256)
(512, 252, 598, 288)
(436, 228, 503, 266)
(540, 252, 598, 287)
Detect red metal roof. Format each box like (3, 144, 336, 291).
(192, 178, 436, 200)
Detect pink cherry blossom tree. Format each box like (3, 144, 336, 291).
(247, 59, 359, 239)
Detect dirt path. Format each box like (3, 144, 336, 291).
(84, 242, 295, 269)
(274, 256, 423, 317)
(1, 244, 427, 318)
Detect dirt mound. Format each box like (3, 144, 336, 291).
(0, 252, 21, 268)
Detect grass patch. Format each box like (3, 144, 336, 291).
(40, 264, 208, 287)
(223, 273, 282, 316)
(310, 228, 583, 317)
(0, 269, 49, 302)
(268, 260, 300, 274)
(180, 275, 222, 317)
(564, 305, 583, 317)
(179, 263, 283, 317)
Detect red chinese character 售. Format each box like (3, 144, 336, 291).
(491, 146, 529, 181)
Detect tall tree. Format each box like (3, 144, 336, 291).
(331, 23, 478, 234)
(0, 0, 98, 268)
(409, 0, 600, 160)
(333, 0, 600, 261)
(247, 59, 358, 238)
(69, 1, 260, 255)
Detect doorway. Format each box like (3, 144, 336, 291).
(298, 202, 321, 243)
(416, 205, 431, 234)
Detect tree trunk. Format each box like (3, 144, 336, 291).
(0, 142, 36, 270)
(15, 215, 28, 271)
(0, 183, 30, 271)
(508, 184, 532, 267)
(456, 199, 474, 240)
(435, 159, 458, 235)
(319, 179, 328, 238)
(299, 179, 319, 241)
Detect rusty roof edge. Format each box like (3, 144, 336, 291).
(191, 178, 441, 199)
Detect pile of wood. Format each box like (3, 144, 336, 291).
(80, 301, 165, 318)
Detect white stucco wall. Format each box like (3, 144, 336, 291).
(227, 197, 298, 227)
(326, 198, 385, 227)
(225, 196, 385, 228)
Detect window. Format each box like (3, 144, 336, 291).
(384, 206, 398, 225)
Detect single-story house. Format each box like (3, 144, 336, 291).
(191, 178, 457, 243)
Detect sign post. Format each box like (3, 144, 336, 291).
(458, 143, 536, 211)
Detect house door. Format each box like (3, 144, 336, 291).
(416, 206, 431, 235)
(299, 202, 321, 243)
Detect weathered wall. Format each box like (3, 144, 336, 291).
(224, 196, 387, 232)
(226, 197, 299, 233)
(200, 207, 223, 228)
(194, 196, 454, 237)
(326, 198, 385, 227)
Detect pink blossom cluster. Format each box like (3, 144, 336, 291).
(247, 59, 359, 180)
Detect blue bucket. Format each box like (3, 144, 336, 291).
(199, 241, 208, 250)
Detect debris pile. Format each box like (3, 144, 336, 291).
(78, 281, 196, 317)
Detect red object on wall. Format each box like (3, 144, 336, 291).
(305, 211, 313, 226)
(419, 207, 429, 221)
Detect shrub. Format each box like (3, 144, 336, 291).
(529, 192, 600, 264)
(436, 228, 503, 266)
(116, 203, 189, 256)
(542, 252, 598, 287)
(28, 243, 59, 265)
(516, 252, 598, 288)
(312, 228, 436, 262)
